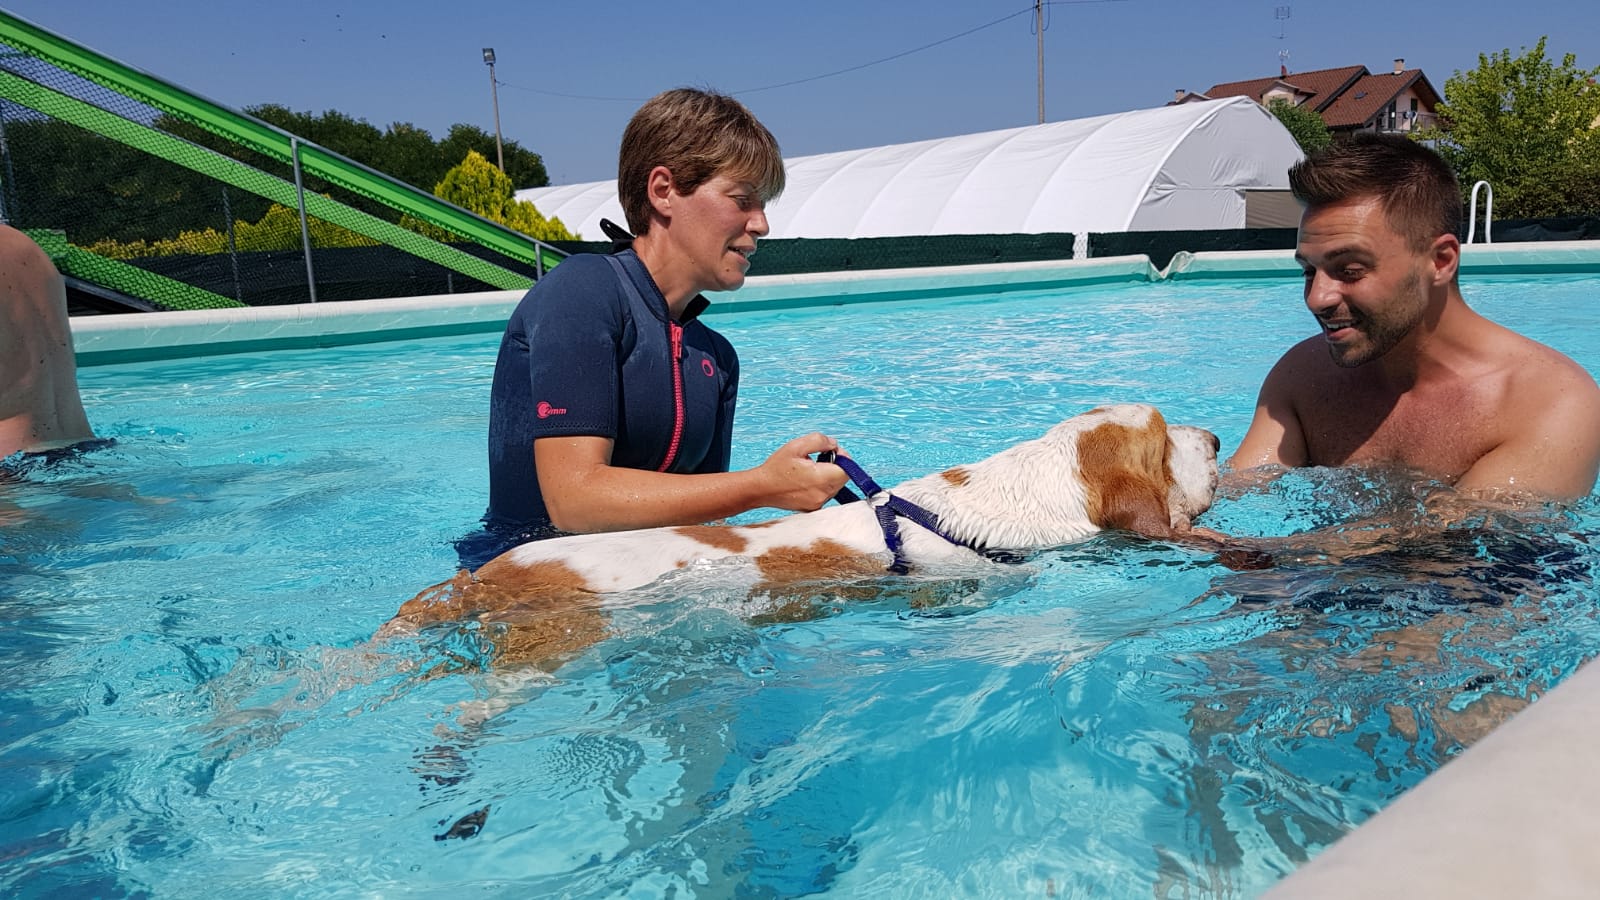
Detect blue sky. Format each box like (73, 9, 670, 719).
(9, 1, 1597, 186)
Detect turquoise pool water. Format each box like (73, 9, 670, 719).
(3, 275, 1599, 897)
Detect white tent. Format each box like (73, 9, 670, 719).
(517, 97, 1304, 241)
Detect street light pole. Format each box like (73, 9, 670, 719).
(482, 47, 505, 172)
(1035, 0, 1045, 124)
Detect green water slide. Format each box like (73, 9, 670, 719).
(0, 10, 564, 309)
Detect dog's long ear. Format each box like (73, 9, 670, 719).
(1077, 409, 1176, 538)
(1090, 471, 1174, 538)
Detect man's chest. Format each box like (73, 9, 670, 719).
(1298, 380, 1505, 480)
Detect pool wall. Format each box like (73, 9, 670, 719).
(71, 240, 1600, 367)
(60, 241, 1600, 897)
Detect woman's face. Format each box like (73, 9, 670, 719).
(667, 172, 770, 295)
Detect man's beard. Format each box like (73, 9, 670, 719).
(1327, 269, 1428, 369)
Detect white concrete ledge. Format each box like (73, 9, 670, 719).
(71, 256, 1161, 366)
(1162, 249, 1299, 279)
(69, 243, 1600, 366)
(73, 289, 524, 365)
(1458, 239, 1600, 274)
(1265, 656, 1600, 898)
(1162, 239, 1600, 281)
(716, 255, 1160, 312)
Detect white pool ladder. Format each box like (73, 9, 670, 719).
(1467, 180, 1494, 244)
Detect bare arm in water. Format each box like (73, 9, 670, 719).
(0, 226, 94, 458)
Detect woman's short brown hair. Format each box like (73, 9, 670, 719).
(1288, 133, 1462, 253)
(617, 88, 786, 236)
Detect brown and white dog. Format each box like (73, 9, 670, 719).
(383, 403, 1222, 668)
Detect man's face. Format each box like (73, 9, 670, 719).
(1295, 196, 1434, 368)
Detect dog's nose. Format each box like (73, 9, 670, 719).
(1206, 430, 1220, 453)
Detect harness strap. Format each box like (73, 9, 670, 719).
(823, 452, 977, 575)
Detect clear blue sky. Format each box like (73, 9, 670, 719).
(9, 1, 1597, 186)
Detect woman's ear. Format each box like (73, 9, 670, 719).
(645, 165, 675, 221)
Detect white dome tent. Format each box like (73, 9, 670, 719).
(517, 97, 1304, 243)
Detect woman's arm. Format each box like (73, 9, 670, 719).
(536, 432, 849, 533)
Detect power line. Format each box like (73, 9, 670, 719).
(495, 0, 1128, 103)
(729, 6, 1035, 96)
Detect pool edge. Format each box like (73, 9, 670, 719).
(1263, 655, 1600, 897)
(71, 244, 1600, 366)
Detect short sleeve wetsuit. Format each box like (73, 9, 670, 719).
(459, 249, 739, 568)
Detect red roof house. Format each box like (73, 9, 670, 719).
(1173, 59, 1442, 136)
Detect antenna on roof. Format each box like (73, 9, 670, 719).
(1274, 6, 1291, 75)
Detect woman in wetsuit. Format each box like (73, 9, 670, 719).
(467, 88, 848, 566)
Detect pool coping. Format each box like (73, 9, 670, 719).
(69, 241, 1600, 366)
(1263, 655, 1600, 898)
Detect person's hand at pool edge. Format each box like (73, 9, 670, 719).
(534, 432, 850, 535)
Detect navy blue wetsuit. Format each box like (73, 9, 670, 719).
(459, 250, 739, 568)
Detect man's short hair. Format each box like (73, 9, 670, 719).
(617, 88, 785, 236)
(1288, 133, 1462, 252)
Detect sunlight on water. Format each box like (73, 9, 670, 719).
(2, 275, 1598, 897)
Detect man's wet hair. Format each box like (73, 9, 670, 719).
(617, 88, 785, 236)
(1288, 133, 1462, 253)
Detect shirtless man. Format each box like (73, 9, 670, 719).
(1229, 134, 1600, 503)
(0, 225, 95, 460)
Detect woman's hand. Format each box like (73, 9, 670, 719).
(758, 433, 850, 512)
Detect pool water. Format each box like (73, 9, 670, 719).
(4, 276, 1599, 897)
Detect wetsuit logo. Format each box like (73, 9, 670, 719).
(536, 401, 567, 418)
(701, 359, 715, 377)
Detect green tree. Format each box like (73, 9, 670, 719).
(1418, 37, 1600, 219)
(438, 124, 549, 190)
(1267, 98, 1332, 154)
(403, 150, 575, 241)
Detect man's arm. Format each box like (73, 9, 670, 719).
(1454, 363, 1600, 502)
(1226, 352, 1310, 476)
(0, 227, 93, 458)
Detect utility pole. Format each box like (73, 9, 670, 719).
(1035, 0, 1046, 123)
(482, 47, 505, 172)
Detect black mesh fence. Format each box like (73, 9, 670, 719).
(1088, 229, 1299, 270)
(549, 232, 1077, 277)
(1489, 215, 1600, 243)
(0, 25, 548, 314)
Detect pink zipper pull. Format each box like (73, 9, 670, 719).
(659, 322, 686, 472)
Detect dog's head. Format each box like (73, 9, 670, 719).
(901, 403, 1219, 550)
(1164, 423, 1222, 529)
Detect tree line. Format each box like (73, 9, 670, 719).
(1, 102, 555, 246)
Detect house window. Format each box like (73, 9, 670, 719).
(1409, 98, 1419, 130)
(1384, 101, 1398, 132)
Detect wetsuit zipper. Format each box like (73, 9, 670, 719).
(658, 322, 685, 472)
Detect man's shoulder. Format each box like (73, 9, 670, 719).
(1495, 323, 1600, 395)
(1261, 335, 1342, 392)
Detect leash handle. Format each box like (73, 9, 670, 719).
(815, 450, 863, 505)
